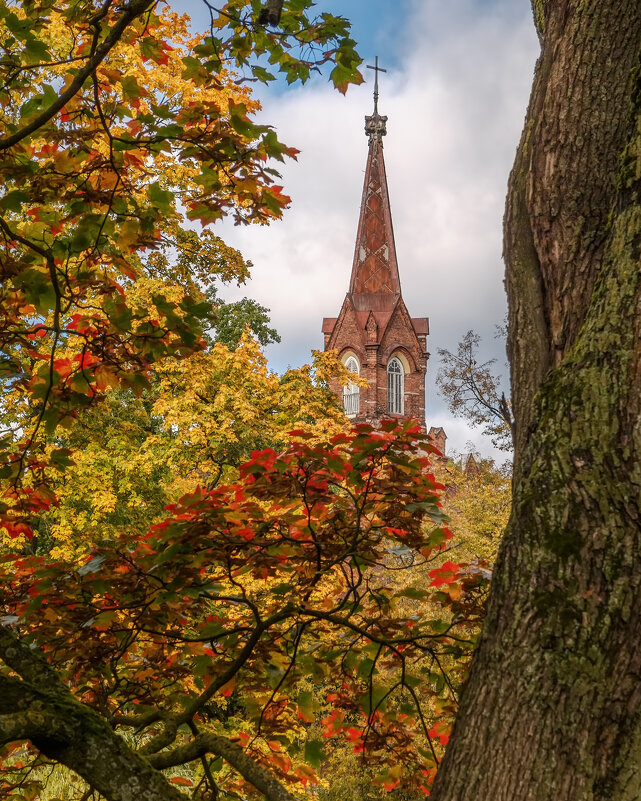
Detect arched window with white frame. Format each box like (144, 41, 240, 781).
(387, 356, 404, 415)
(343, 356, 360, 417)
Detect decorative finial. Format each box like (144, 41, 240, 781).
(365, 56, 388, 141)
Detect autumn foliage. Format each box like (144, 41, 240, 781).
(0, 1, 488, 799)
(0, 0, 359, 540)
(1, 421, 488, 798)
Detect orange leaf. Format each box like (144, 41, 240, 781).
(1, 521, 34, 540)
(170, 777, 193, 786)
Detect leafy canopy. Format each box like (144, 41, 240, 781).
(16, 338, 359, 561)
(0, 0, 363, 540)
(0, 2, 490, 799)
(1, 421, 488, 800)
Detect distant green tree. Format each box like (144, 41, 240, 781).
(208, 293, 281, 350)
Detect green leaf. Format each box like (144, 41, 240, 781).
(23, 36, 50, 64)
(121, 75, 142, 99)
(229, 114, 258, 137)
(50, 448, 75, 471)
(181, 56, 208, 83)
(296, 690, 316, 721)
(43, 405, 63, 436)
(287, 0, 311, 11)
(140, 36, 163, 62)
(304, 739, 326, 768)
(270, 582, 294, 596)
(148, 182, 173, 210)
(3, 11, 30, 37)
(358, 686, 388, 715)
(112, 138, 139, 152)
(102, 297, 133, 332)
(0, 356, 22, 377)
(251, 65, 276, 83)
(187, 202, 223, 226)
(149, 102, 174, 121)
(330, 63, 352, 94)
(15, 268, 57, 314)
(1, 189, 29, 211)
(395, 587, 429, 600)
(196, 166, 222, 192)
(427, 619, 452, 635)
(357, 656, 375, 680)
(342, 649, 357, 673)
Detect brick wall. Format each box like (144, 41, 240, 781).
(327, 297, 427, 429)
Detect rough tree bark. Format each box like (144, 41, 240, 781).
(431, 1, 641, 800)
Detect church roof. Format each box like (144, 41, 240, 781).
(348, 108, 401, 312)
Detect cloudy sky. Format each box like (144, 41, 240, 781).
(175, 0, 540, 459)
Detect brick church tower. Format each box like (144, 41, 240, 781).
(322, 66, 429, 428)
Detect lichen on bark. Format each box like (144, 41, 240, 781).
(532, 0, 546, 39)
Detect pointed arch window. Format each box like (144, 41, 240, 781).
(343, 356, 360, 417)
(387, 357, 404, 415)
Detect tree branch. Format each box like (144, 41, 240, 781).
(149, 733, 298, 801)
(0, 674, 187, 801)
(0, 626, 67, 695)
(0, 0, 153, 151)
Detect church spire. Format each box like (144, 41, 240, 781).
(321, 60, 429, 429)
(348, 58, 401, 310)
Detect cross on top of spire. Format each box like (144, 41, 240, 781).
(367, 56, 387, 115)
(365, 56, 388, 141)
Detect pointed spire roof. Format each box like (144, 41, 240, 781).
(348, 62, 401, 313)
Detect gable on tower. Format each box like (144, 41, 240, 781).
(322, 60, 429, 429)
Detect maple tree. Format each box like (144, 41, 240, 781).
(0, 0, 361, 541)
(9, 338, 359, 561)
(304, 454, 505, 801)
(0, 421, 488, 800)
(0, 1, 488, 799)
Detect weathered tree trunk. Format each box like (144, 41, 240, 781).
(431, 1, 641, 799)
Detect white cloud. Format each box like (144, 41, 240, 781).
(211, 0, 539, 459)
